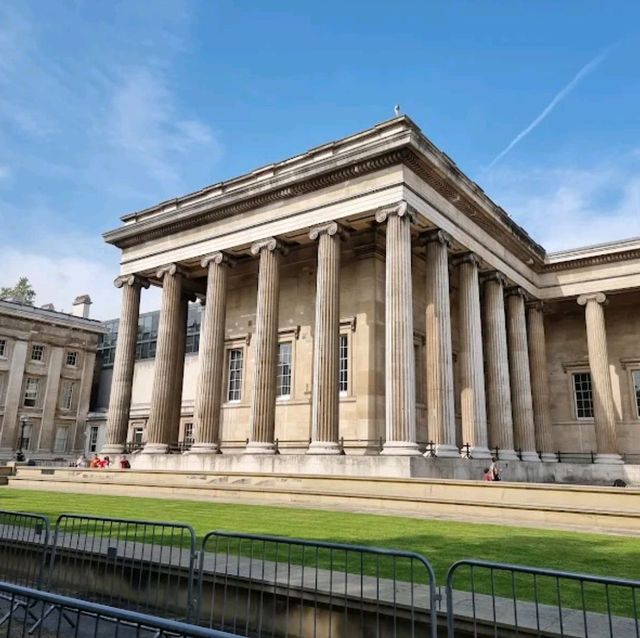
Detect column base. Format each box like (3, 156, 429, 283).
(188, 443, 221, 454)
(245, 441, 277, 455)
(141, 443, 169, 455)
(467, 446, 492, 460)
(307, 441, 341, 455)
(495, 449, 520, 461)
(540, 452, 558, 463)
(431, 444, 460, 459)
(100, 444, 125, 455)
(380, 441, 421, 456)
(520, 450, 541, 462)
(595, 453, 624, 465)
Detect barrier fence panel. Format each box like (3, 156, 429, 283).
(0, 510, 50, 590)
(446, 559, 640, 638)
(47, 514, 197, 622)
(198, 531, 439, 638)
(0, 581, 245, 638)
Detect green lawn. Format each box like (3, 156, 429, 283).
(2, 487, 638, 614)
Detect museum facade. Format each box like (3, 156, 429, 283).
(97, 116, 640, 467)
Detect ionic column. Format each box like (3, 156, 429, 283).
(102, 275, 147, 454)
(144, 264, 185, 454)
(191, 253, 232, 453)
(170, 296, 188, 447)
(308, 222, 345, 455)
(506, 288, 539, 462)
(246, 238, 284, 454)
(455, 254, 491, 459)
(375, 202, 420, 455)
(481, 272, 518, 460)
(423, 230, 458, 457)
(577, 293, 623, 464)
(527, 302, 557, 462)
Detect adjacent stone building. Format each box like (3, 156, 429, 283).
(95, 116, 640, 469)
(0, 296, 105, 460)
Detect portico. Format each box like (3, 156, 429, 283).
(99, 116, 639, 470)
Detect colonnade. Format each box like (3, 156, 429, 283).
(102, 202, 622, 463)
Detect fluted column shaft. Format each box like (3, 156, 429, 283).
(577, 293, 622, 463)
(144, 265, 185, 453)
(456, 254, 491, 459)
(527, 303, 556, 462)
(192, 254, 231, 453)
(376, 202, 420, 455)
(423, 230, 458, 457)
(170, 296, 188, 447)
(308, 223, 343, 454)
(481, 273, 518, 460)
(506, 289, 539, 461)
(246, 238, 282, 454)
(102, 275, 146, 454)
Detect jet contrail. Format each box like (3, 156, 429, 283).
(488, 50, 609, 169)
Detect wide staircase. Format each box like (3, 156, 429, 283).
(6, 466, 640, 534)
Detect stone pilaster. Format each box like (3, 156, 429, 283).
(308, 222, 345, 455)
(481, 272, 518, 460)
(102, 275, 147, 454)
(422, 230, 458, 457)
(375, 202, 420, 455)
(527, 302, 557, 462)
(246, 238, 284, 454)
(455, 253, 491, 459)
(37, 346, 64, 451)
(506, 288, 539, 462)
(191, 253, 232, 453)
(0, 340, 28, 452)
(577, 293, 623, 464)
(144, 264, 185, 454)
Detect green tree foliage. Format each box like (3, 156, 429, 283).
(0, 277, 36, 305)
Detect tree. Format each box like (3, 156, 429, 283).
(0, 277, 36, 305)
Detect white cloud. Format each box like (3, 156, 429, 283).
(484, 151, 640, 251)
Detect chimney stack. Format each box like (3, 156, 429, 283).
(72, 294, 92, 319)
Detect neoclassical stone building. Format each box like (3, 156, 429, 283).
(98, 116, 640, 471)
(0, 296, 104, 460)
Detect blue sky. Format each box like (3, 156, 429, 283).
(1, 0, 639, 319)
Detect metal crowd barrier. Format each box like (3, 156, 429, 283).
(0, 510, 50, 591)
(445, 559, 640, 638)
(198, 531, 439, 638)
(0, 581, 243, 638)
(47, 513, 197, 621)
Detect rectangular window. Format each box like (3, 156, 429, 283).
(61, 381, 75, 410)
(133, 428, 144, 447)
(66, 351, 78, 367)
(54, 426, 69, 452)
(31, 344, 44, 362)
(339, 334, 349, 395)
(0, 339, 6, 357)
(0, 372, 6, 405)
(573, 372, 594, 419)
(183, 422, 194, 446)
(633, 370, 640, 418)
(88, 426, 99, 453)
(227, 348, 244, 402)
(276, 342, 293, 399)
(23, 377, 40, 407)
(20, 424, 32, 450)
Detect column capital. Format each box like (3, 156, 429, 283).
(309, 221, 349, 241)
(114, 274, 149, 290)
(526, 299, 545, 312)
(505, 286, 529, 300)
(201, 252, 235, 269)
(420, 228, 452, 248)
(480, 270, 508, 287)
(250, 237, 288, 256)
(375, 200, 415, 224)
(577, 292, 607, 306)
(452, 252, 481, 268)
(156, 263, 188, 280)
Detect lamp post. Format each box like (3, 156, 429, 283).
(15, 416, 28, 462)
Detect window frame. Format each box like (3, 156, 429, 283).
(182, 421, 194, 446)
(276, 341, 293, 400)
(30, 344, 45, 363)
(631, 368, 640, 420)
(0, 338, 6, 358)
(54, 426, 69, 453)
(88, 426, 99, 453)
(65, 350, 78, 367)
(339, 331, 350, 397)
(60, 381, 75, 411)
(20, 424, 32, 450)
(23, 377, 40, 408)
(571, 370, 594, 421)
(225, 346, 245, 403)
